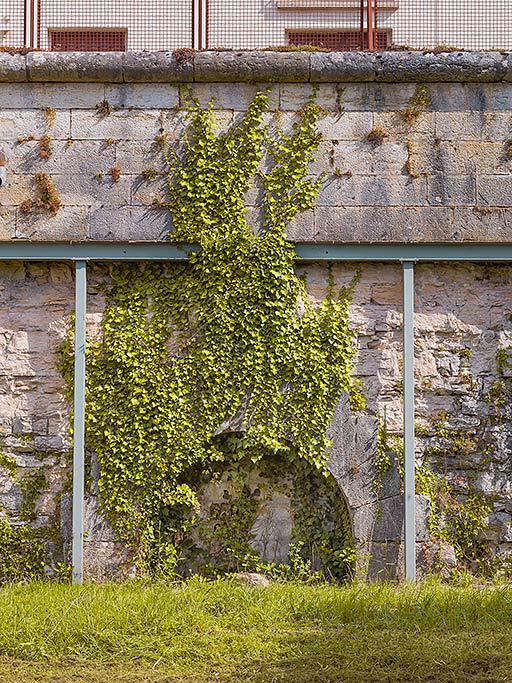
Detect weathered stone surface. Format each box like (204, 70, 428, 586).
(279, 83, 337, 111)
(250, 492, 293, 563)
(452, 207, 512, 241)
(427, 174, 476, 206)
(105, 83, 179, 110)
(28, 52, 123, 83)
(0, 83, 105, 110)
(282, 209, 314, 241)
(477, 176, 512, 207)
(0, 52, 27, 83)
(122, 51, 193, 83)
(0, 207, 16, 239)
(316, 112, 373, 141)
(189, 83, 279, 110)
(310, 51, 376, 83)
(314, 206, 454, 242)
(0, 110, 70, 139)
(327, 396, 379, 511)
(52, 174, 132, 208)
(15, 206, 88, 240)
(504, 54, 512, 83)
(407, 140, 512, 177)
(436, 112, 512, 142)
(88, 206, 172, 240)
(195, 51, 310, 83)
(316, 174, 428, 207)
(376, 51, 507, 83)
(372, 112, 435, 140)
(328, 140, 409, 177)
(70, 109, 160, 140)
(115, 141, 169, 176)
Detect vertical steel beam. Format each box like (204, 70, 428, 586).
(403, 260, 416, 581)
(360, 0, 365, 49)
(201, 0, 208, 50)
(72, 261, 87, 584)
(193, 0, 208, 50)
(367, 0, 374, 49)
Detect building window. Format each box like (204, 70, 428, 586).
(49, 29, 127, 51)
(287, 29, 391, 50)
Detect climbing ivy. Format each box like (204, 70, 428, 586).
(64, 92, 361, 573)
(0, 518, 47, 583)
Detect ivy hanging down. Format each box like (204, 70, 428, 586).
(78, 92, 362, 570)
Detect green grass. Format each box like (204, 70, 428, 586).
(0, 578, 511, 682)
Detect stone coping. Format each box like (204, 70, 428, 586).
(0, 49, 511, 84)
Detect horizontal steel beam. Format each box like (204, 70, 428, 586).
(0, 242, 196, 261)
(2, 241, 512, 262)
(294, 243, 512, 261)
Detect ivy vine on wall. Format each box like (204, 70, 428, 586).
(60, 91, 362, 574)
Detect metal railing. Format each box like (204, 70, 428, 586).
(1, 1, 511, 52)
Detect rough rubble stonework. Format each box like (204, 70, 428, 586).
(0, 261, 511, 578)
(0, 52, 511, 579)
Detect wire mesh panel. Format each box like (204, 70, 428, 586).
(39, 0, 193, 51)
(208, 0, 512, 51)
(2, 0, 512, 52)
(390, 0, 511, 51)
(2, 0, 194, 50)
(1, 0, 26, 49)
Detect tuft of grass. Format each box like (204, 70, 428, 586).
(40, 106, 56, 128)
(401, 84, 429, 123)
(172, 47, 196, 65)
(263, 44, 330, 52)
(141, 168, 160, 181)
(37, 134, 53, 159)
(109, 165, 121, 182)
(21, 172, 62, 215)
(405, 141, 420, 178)
(0, 580, 510, 682)
(367, 126, 388, 145)
(95, 99, 113, 117)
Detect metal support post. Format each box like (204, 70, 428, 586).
(193, 0, 208, 50)
(24, 0, 39, 49)
(367, 0, 374, 49)
(403, 261, 416, 581)
(72, 260, 87, 584)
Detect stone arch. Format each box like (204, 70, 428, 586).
(327, 395, 453, 580)
(182, 429, 355, 580)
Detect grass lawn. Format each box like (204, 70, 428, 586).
(0, 579, 510, 682)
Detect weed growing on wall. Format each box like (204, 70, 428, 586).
(61, 92, 361, 574)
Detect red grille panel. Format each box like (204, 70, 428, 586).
(49, 29, 127, 51)
(287, 29, 391, 50)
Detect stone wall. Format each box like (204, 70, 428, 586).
(0, 260, 511, 578)
(0, 51, 511, 579)
(0, 50, 512, 242)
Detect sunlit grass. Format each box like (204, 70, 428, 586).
(0, 577, 510, 682)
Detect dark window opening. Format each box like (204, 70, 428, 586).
(287, 29, 392, 50)
(49, 29, 127, 51)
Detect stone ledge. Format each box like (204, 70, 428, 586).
(0, 52, 27, 82)
(375, 51, 507, 83)
(195, 51, 310, 83)
(27, 51, 124, 83)
(0, 50, 510, 84)
(122, 51, 194, 83)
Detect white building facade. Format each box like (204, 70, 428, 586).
(1, 1, 511, 55)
